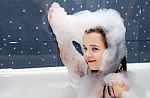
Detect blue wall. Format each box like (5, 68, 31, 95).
(0, 0, 150, 68)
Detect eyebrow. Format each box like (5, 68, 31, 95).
(83, 45, 101, 47)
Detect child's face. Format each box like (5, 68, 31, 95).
(83, 32, 106, 70)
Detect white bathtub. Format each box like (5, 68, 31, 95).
(0, 63, 150, 98)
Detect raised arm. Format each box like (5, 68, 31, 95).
(59, 43, 86, 78)
(48, 2, 87, 79)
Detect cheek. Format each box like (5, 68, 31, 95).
(96, 52, 104, 63)
(96, 52, 103, 59)
(83, 53, 87, 61)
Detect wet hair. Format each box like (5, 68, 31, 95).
(84, 26, 108, 49)
(116, 56, 127, 72)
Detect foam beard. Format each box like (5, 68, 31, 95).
(48, 2, 127, 74)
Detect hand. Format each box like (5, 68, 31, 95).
(48, 2, 67, 22)
(108, 80, 129, 98)
(104, 73, 129, 98)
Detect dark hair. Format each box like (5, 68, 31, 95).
(84, 26, 108, 49)
(116, 56, 127, 72)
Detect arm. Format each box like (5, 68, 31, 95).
(48, 2, 87, 79)
(59, 43, 87, 78)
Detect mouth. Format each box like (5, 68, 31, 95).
(87, 60, 96, 64)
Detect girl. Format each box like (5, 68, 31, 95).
(48, 2, 141, 98)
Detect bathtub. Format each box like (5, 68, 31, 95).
(0, 63, 150, 98)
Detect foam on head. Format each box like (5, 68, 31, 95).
(48, 2, 127, 74)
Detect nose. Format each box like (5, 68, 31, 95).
(84, 50, 92, 58)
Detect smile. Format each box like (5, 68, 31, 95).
(87, 60, 96, 63)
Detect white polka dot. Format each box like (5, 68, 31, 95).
(21, 51, 24, 54)
(137, 5, 140, 8)
(64, 0, 66, 2)
(136, 14, 139, 17)
(97, 4, 100, 7)
(147, 37, 150, 40)
(19, 38, 22, 41)
(135, 53, 137, 56)
(0, 48, 2, 50)
(44, 43, 47, 45)
(53, 56, 56, 59)
(147, 41, 150, 44)
(133, 32, 136, 35)
(80, 5, 83, 8)
(143, 45, 146, 48)
(115, 0, 118, 3)
(141, 51, 144, 54)
(11, 61, 14, 64)
(144, 30, 146, 33)
(131, 6, 133, 9)
(8, 54, 11, 57)
(37, 51, 40, 54)
(23, 9, 26, 13)
(146, 2, 148, 5)
(42, 58, 45, 61)
(131, 47, 134, 50)
(0, 63, 3, 66)
(43, 22, 46, 24)
(106, 1, 109, 4)
(4, 43, 7, 46)
(3, 38, 6, 41)
(19, 26, 22, 29)
(127, 23, 130, 26)
(135, 37, 138, 40)
(140, 25, 142, 28)
(39, 10, 42, 12)
(127, 42, 131, 44)
(142, 9, 145, 12)
(29, 62, 31, 64)
(13, 47, 16, 50)
(36, 38, 39, 40)
(91, 5, 93, 8)
(133, 20, 136, 23)
(121, 6, 124, 9)
(72, 8, 74, 11)
(144, 58, 147, 61)
(125, 13, 128, 15)
(30, 47, 33, 50)
(49, 49, 52, 52)
(9, 20, 12, 23)
(36, 26, 39, 29)
(8, 35, 11, 37)
(142, 17, 145, 20)
(46, 4, 48, 6)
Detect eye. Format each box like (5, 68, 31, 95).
(92, 47, 99, 51)
(83, 47, 87, 51)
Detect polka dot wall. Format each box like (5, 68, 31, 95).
(0, 0, 149, 68)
